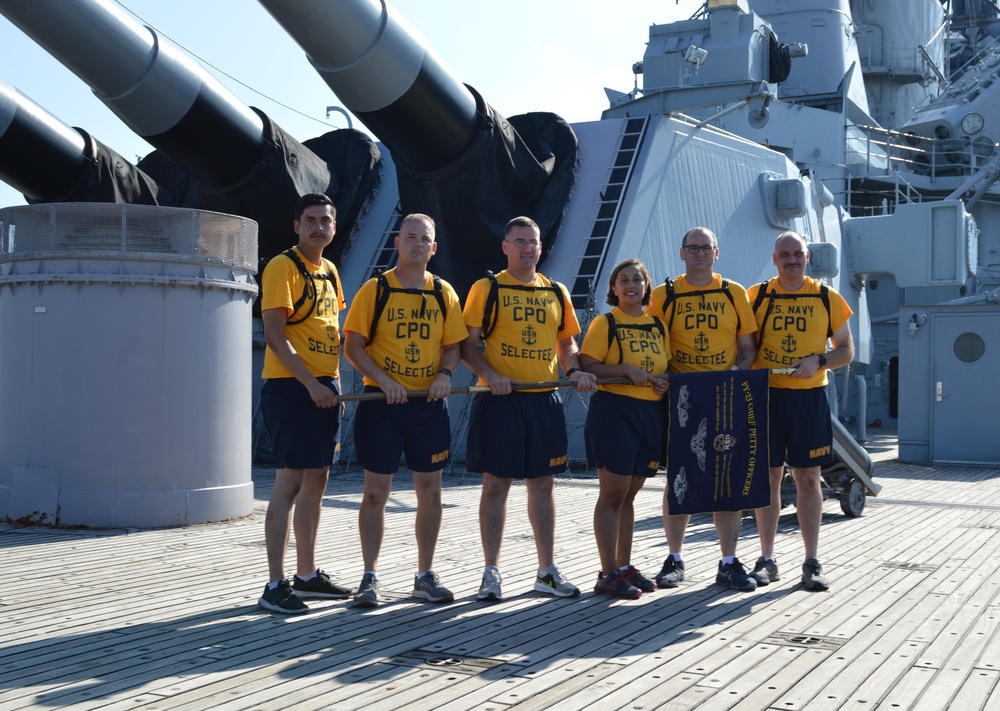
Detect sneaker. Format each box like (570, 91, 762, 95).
(623, 565, 657, 593)
(655, 556, 686, 588)
(353, 572, 381, 607)
(292, 569, 352, 599)
(534, 565, 581, 597)
(477, 565, 503, 602)
(750, 557, 780, 586)
(412, 571, 454, 603)
(716, 559, 758, 591)
(258, 579, 309, 615)
(801, 558, 829, 591)
(594, 570, 642, 599)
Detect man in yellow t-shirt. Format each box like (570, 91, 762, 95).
(257, 193, 351, 615)
(461, 216, 597, 602)
(748, 231, 854, 592)
(648, 227, 760, 592)
(344, 214, 468, 608)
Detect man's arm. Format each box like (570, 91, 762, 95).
(556, 336, 596, 392)
(733, 333, 757, 370)
(343, 330, 408, 404)
(262, 308, 338, 408)
(460, 327, 516, 395)
(791, 321, 854, 378)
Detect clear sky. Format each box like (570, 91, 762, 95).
(0, 0, 693, 208)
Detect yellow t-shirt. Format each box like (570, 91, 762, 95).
(343, 268, 468, 390)
(647, 274, 757, 374)
(580, 307, 670, 401)
(261, 247, 345, 379)
(747, 276, 853, 389)
(463, 270, 581, 388)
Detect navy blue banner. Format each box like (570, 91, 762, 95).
(666, 369, 770, 514)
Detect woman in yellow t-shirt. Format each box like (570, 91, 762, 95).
(580, 259, 670, 599)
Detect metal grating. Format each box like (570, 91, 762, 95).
(0, 203, 257, 271)
(766, 632, 847, 650)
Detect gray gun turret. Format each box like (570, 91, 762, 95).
(258, 0, 577, 294)
(0, 0, 380, 264)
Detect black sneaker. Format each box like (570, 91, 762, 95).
(292, 569, 352, 599)
(594, 570, 642, 599)
(655, 557, 685, 588)
(623, 565, 657, 592)
(716, 559, 758, 591)
(801, 558, 829, 591)
(258, 579, 309, 615)
(750, 557, 780, 586)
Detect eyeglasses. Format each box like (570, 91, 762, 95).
(506, 239, 540, 250)
(683, 244, 716, 254)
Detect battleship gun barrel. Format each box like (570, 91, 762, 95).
(0, 80, 89, 202)
(257, 0, 478, 172)
(0, 0, 265, 191)
(0, 79, 162, 205)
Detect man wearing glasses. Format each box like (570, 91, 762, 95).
(461, 216, 597, 602)
(748, 231, 854, 591)
(648, 226, 761, 592)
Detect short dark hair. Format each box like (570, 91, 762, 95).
(401, 213, 436, 232)
(505, 216, 540, 237)
(606, 258, 652, 307)
(681, 226, 717, 247)
(294, 193, 336, 222)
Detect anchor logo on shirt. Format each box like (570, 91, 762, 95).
(405, 341, 420, 363)
(782, 332, 797, 353)
(694, 331, 709, 352)
(641, 354, 655, 372)
(326, 325, 337, 341)
(522, 324, 537, 345)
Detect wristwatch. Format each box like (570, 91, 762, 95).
(566, 367, 581, 377)
(815, 354, 828, 368)
(438, 368, 453, 377)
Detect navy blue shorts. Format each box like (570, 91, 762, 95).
(585, 391, 663, 477)
(466, 391, 568, 479)
(768, 387, 834, 468)
(259, 377, 341, 470)
(353, 388, 451, 474)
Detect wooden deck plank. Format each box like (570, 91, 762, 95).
(5, 431, 1000, 710)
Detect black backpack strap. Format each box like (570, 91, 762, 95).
(819, 284, 833, 338)
(431, 275, 447, 320)
(660, 277, 677, 330)
(604, 312, 624, 364)
(753, 280, 778, 351)
(719, 279, 740, 331)
(550, 279, 567, 333)
(481, 271, 500, 339)
(283, 248, 338, 326)
(367, 271, 390, 342)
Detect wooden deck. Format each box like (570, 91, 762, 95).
(3, 430, 1000, 710)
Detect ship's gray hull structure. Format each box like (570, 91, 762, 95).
(2, 0, 999, 527)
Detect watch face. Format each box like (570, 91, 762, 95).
(961, 112, 985, 135)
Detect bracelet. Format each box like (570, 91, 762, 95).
(438, 368, 453, 378)
(566, 367, 581, 377)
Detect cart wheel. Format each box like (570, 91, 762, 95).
(840, 478, 865, 517)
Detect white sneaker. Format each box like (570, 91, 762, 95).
(533, 564, 580, 597)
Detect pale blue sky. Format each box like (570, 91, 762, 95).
(0, 0, 691, 208)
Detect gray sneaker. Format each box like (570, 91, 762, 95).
(750, 557, 780, 586)
(801, 558, 829, 591)
(477, 565, 503, 602)
(353, 572, 381, 607)
(413, 571, 454, 603)
(716, 559, 757, 592)
(534, 565, 580, 597)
